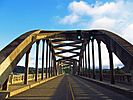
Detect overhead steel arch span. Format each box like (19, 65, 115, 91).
(0, 29, 133, 87)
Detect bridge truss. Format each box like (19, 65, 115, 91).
(0, 30, 132, 90)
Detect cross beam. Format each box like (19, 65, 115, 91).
(55, 47, 81, 55)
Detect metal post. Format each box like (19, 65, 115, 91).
(41, 39, 45, 80)
(53, 58, 57, 76)
(88, 40, 91, 78)
(46, 40, 48, 78)
(52, 53, 55, 76)
(35, 41, 40, 82)
(50, 52, 52, 76)
(51, 53, 53, 76)
(55, 59, 57, 76)
(81, 57, 83, 76)
(80, 58, 82, 75)
(85, 45, 87, 77)
(2, 78, 9, 90)
(107, 46, 115, 84)
(91, 39, 95, 79)
(48, 46, 51, 78)
(83, 52, 85, 76)
(97, 40, 103, 81)
(79, 59, 81, 75)
(78, 57, 81, 75)
(75, 61, 77, 75)
(24, 47, 31, 84)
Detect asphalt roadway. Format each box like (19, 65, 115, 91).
(7, 75, 132, 100)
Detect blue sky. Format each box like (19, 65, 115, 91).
(0, 0, 133, 68)
(0, 0, 66, 49)
(0, 0, 65, 49)
(0, 0, 121, 50)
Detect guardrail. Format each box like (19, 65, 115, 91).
(80, 73, 132, 85)
(8, 74, 45, 84)
(102, 74, 132, 85)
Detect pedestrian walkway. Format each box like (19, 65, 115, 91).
(7, 75, 72, 100)
(8, 75, 63, 97)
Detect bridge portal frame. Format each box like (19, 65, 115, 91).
(0, 29, 133, 90)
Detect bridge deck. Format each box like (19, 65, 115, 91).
(7, 75, 132, 100)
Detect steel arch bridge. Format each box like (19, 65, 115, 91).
(0, 29, 133, 91)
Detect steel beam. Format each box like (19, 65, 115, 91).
(35, 40, 40, 82)
(97, 40, 103, 81)
(88, 40, 91, 78)
(2, 78, 8, 90)
(91, 39, 95, 79)
(55, 47, 81, 55)
(85, 45, 87, 77)
(41, 39, 45, 80)
(48, 45, 51, 78)
(46, 40, 48, 78)
(24, 47, 31, 84)
(107, 46, 115, 84)
(54, 41, 82, 48)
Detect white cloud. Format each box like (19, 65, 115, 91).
(58, 0, 133, 67)
(122, 24, 133, 43)
(59, 0, 133, 44)
(90, 17, 116, 30)
(68, 1, 91, 16)
(59, 14, 79, 25)
(67, 1, 119, 17)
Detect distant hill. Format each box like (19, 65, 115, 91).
(13, 66, 46, 74)
(13, 66, 25, 74)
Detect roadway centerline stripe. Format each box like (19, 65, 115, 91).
(68, 77, 75, 100)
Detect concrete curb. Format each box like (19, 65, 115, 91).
(78, 75, 133, 99)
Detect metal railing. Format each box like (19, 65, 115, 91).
(102, 73, 132, 85)
(8, 73, 46, 84)
(80, 72, 132, 85)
